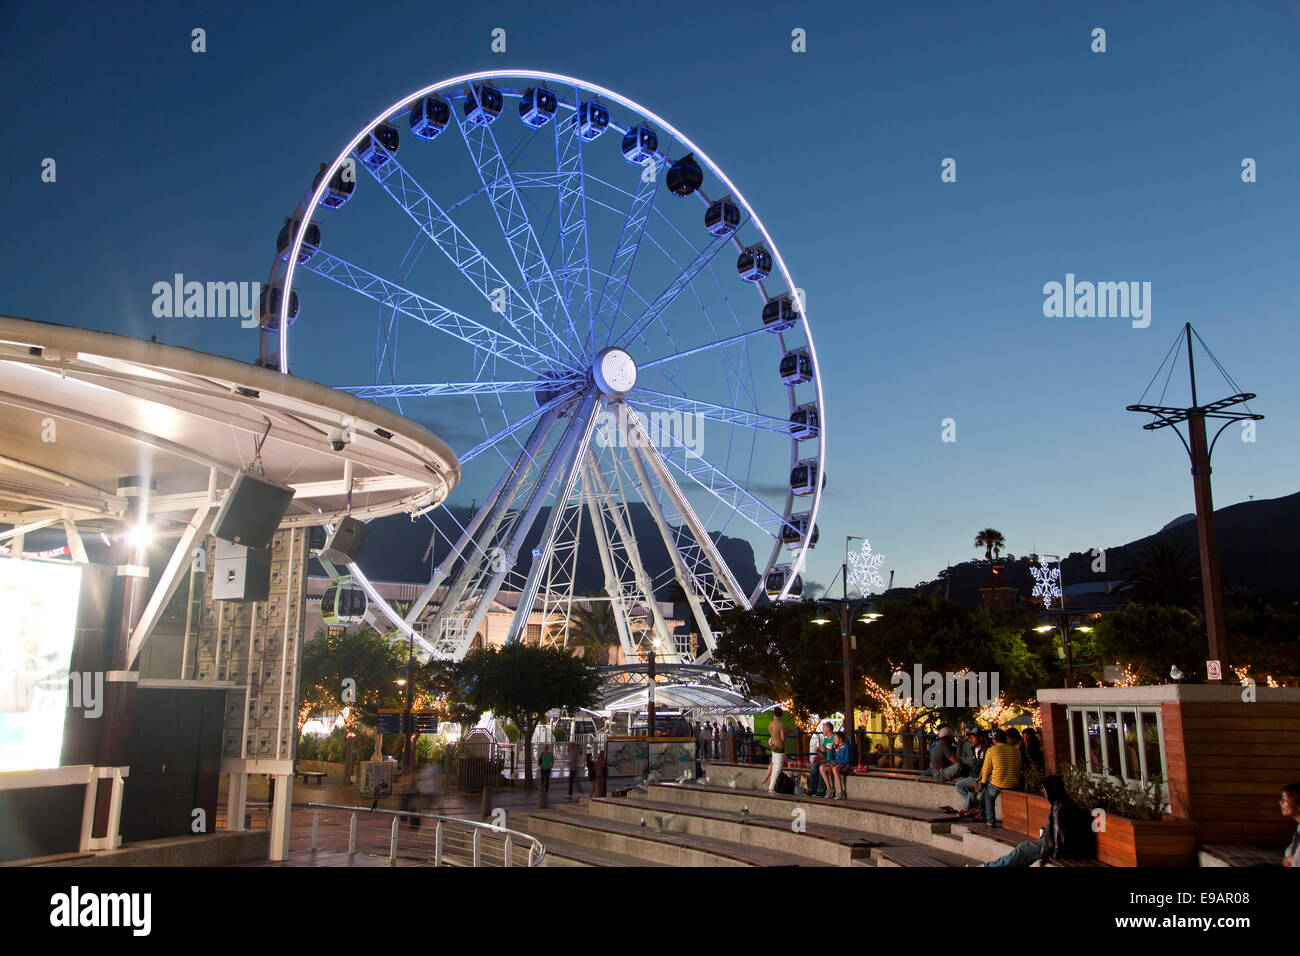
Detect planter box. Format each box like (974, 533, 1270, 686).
(1097, 816, 1198, 867)
(1002, 792, 1049, 837)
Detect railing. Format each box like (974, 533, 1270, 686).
(301, 802, 545, 867)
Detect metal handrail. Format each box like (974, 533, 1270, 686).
(301, 801, 545, 867)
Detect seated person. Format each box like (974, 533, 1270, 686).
(985, 775, 1095, 866)
(920, 725, 964, 781)
(818, 731, 853, 799)
(806, 721, 833, 796)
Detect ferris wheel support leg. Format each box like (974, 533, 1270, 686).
(623, 436, 717, 660)
(582, 458, 637, 662)
(403, 427, 539, 627)
(454, 393, 600, 653)
(421, 406, 564, 650)
(585, 448, 675, 658)
(504, 409, 599, 644)
(623, 414, 749, 610)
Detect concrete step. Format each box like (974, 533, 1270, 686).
(582, 795, 879, 866)
(940, 823, 1030, 863)
(645, 782, 959, 845)
(874, 844, 973, 867)
(704, 762, 959, 812)
(535, 835, 671, 868)
(509, 809, 807, 867)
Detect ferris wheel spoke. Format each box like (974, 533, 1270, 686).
(457, 390, 580, 466)
(453, 102, 586, 369)
(554, 86, 596, 358)
(613, 225, 743, 350)
(590, 166, 662, 356)
(339, 379, 578, 399)
(621, 399, 790, 540)
(637, 325, 774, 372)
(361, 145, 582, 371)
(627, 387, 792, 437)
(300, 247, 557, 376)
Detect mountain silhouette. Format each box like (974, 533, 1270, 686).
(908, 491, 1300, 605)
(349, 501, 762, 599)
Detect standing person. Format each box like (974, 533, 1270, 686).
(539, 744, 553, 793)
(758, 707, 788, 792)
(807, 721, 833, 796)
(595, 751, 608, 798)
(1281, 783, 1300, 867)
(697, 721, 710, 770)
(567, 742, 583, 797)
(974, 729, 1021, 826)
(585, 751, 596, 793)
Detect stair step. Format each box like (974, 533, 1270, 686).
(536, 836, 671, 868)
(516, 809, 809, 867)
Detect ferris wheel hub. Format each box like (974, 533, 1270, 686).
(593, 347, 637, 396)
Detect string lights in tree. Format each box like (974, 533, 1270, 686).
(863, 673, 920, 731)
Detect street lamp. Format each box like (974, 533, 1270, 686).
(809, 536, 888, 764)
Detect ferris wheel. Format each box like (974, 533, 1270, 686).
(264, 71, 826, 664)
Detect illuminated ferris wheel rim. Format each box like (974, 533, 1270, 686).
(276, 67, 825, 609)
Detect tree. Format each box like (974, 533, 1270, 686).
(457, 643, 602, 787)
(974, 528, 1007, 597)
(566, 595, 622, 662)
(1072, 603, 1205, 684)
(1117, 541, 1201, 610)
(299, 626, 408, 781)
(973, 528, 1006, 564)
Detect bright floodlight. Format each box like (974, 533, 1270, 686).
(1033, 625, 1056, 633)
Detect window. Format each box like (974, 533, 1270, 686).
(526, 624, 542, 644)
(1066, 704, 1166, 791)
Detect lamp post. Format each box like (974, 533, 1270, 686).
(810, 536, 885, 764)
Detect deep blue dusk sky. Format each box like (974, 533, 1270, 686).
(1, 1, 1297, 592)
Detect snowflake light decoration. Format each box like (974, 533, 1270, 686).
(847, 539, 886, 597)
(1030, 561, 1062, 609)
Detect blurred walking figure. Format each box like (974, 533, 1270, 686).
(568, 742, 584, 796)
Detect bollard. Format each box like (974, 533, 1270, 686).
(481, 783, 491, 820)
(389, 816, 399, 864)
(472, 827, 482, 867)
(504, 835, 513, 867)
(311, 810, 319, 851)
(348, 812, 357, 855)
(434, 821, 444, 866)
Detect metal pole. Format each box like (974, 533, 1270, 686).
(348, 812, 356, 855)
(1189, 410, 1228, 680)
(435, 821, 444, 866)
(504, 835, 514, 867)
(311, 810, 319, 851)
(389, 815, 399, 864)
(481, 783, 491, 820)
(472, 827, 482, 867)
(841, 560, 855, 764)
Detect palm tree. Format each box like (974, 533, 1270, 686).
(566, 595, 623, 663)
(974, 528, 1006, 601)
(973, 528, 1006, 563)
(1118, 541, 1202, 610)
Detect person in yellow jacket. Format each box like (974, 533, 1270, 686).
(974, 729, 1022, 827)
